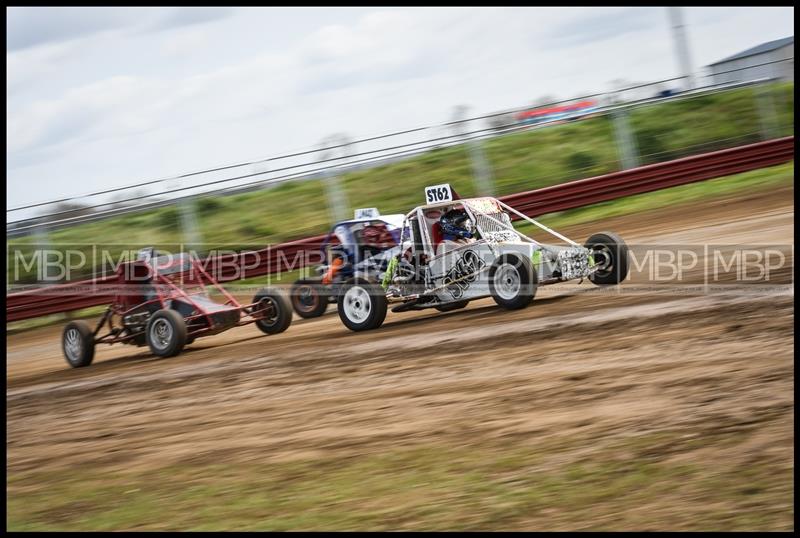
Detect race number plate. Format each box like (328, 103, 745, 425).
(425, 183, 453, 203)
(354, 207, 380, 219)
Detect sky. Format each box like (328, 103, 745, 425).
(6, 6, 795, 215)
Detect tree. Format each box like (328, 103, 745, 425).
(532, 95, 557, 108)
(44, 202, 93, 223)
(488, 112, 515, 131)
(108, 188, 147, 210)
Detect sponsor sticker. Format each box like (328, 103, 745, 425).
(354, 207, 380, 219)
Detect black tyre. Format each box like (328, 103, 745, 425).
(145, 309, 188, 357)
(290, 278, 329, 319)
(435, 300, 469, 312)
(337, 277, 388, 332)
(253, 288, 293, 335)
(62, 320, 96, 368)
(585, 231, 630, 285)
(488, 254, 538, 310)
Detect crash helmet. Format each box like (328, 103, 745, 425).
(439, 208, 474, 240)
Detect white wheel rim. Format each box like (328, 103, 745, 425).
(495, 264, 521, 300)
(150, 318, 173, 350)
(64, 328, 82, 361)
(343, 286, 371, 322)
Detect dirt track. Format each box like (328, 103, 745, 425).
(6, 185, 795, 530)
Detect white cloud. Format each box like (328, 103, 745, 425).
(6, 6, 795, 213)
(6, 39, 81, 95)
(9, 75, 165, 154)
(6, 7, 234, 51)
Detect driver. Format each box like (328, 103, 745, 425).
(360, 223, 396, 257)
(437, 207, 477, 255)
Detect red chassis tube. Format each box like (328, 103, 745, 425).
(91, 257, 276, 347)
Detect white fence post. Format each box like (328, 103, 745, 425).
(754, 83, 780, 141)
(612, 107, 640, 170)
(453, 105, 496, 196)
(320, 134, 351, 224)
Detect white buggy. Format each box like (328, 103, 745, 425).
(335, 184, 630, 331)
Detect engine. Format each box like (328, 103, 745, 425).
(122, 311, 151, 333)
(556, 247, 593, 281)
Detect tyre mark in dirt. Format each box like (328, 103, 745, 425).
(7, 294, 793, 476)
(9, 290, 790, 401)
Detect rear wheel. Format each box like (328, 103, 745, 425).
(253, 288, 293, 334)
(489, 254, 537, 310)
(146, 309, 188, 357)
(435, 300, 469, 312)
(62, 321, 95, 368)
(585, 232, 629, 285)
(290, 278, 329, 318)
(337, 277, 388, 332)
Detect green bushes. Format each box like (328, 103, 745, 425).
(629, 82, 794, 165)
(196, 197, 224, 215)
(635, 126, 676, 165)
(156, 207, 180, 229)
(565, 151, 599, 174)
(237, 218, 273, 240)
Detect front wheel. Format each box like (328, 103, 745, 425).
(290, 279, 329, 319)
(62, 320, 96, 368)
(253, 288, 293, 335)
(488, 254, 537, 310)
(337, 277, 388, 332)
(585, 232, 630, 285)
(145, 309, 188, 357)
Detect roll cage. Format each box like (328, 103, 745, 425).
(91, 252, 279, 346)
(319, 215, 406, 265)
(397, 196, 581, 262)
(387, 196, 595, 300)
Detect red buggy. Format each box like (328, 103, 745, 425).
(61, 249, 292, 368)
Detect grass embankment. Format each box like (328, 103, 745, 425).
(516, 160, 794, 234)
(7, 431, 792, 531)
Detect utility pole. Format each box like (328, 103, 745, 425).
(668, 7, 696, 91)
